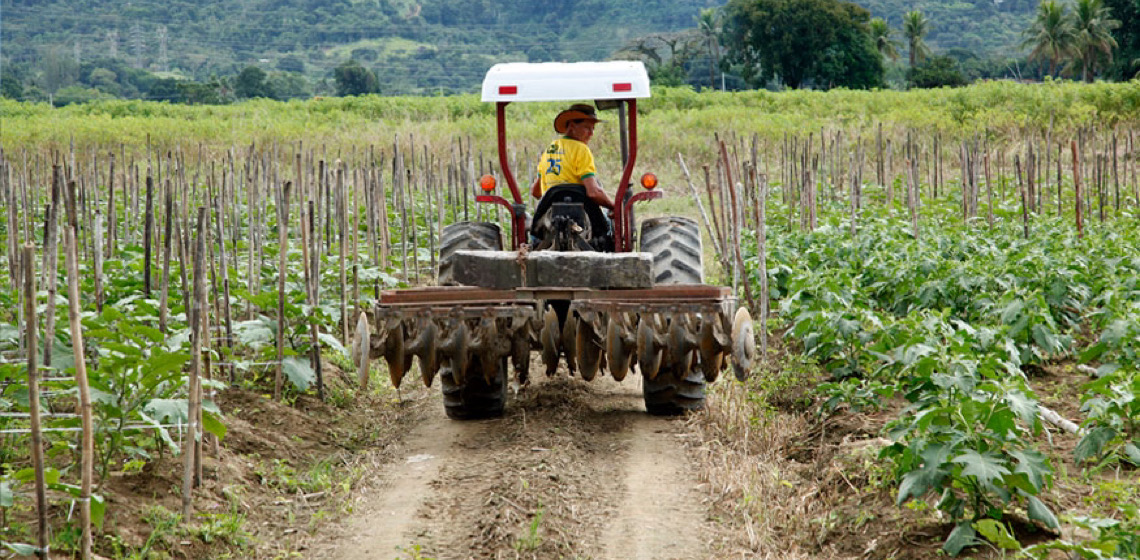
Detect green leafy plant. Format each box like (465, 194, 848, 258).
(1075, 368, 1140, 466)
(881, 375, 1058, 555)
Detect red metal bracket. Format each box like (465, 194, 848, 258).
(613, 99, 638, 252)
(623, 190, 663, 250)
(476, 194, 526, 249)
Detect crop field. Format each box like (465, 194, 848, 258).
(1, 80, 1140, 559)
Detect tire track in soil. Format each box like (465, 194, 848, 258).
(313, 399, 477, 560)
(600, 411, 707, 560)
(313, 374, 709, 560)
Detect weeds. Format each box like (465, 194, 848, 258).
(513, 502, 545, 552)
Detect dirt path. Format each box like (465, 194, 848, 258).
(600, 414, 707, 560)
(311, 373, 710, 560)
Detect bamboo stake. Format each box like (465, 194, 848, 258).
(702, 164, 727, 267)
(677, 154, 722, 258)
(307, 200, 324, 400)
(886, 138, 894, 210)
(1057, 144, 1064, 217)
(352, 168, 361, 311)
(337, 166, 349, 345)
(355, 312, 370, 391)
(849, 152, 859, 237)
(64, 227, 94, 560)
(159, 183, 173, 333)
(754, 167, 769, 359)
(182, 207, 207, 519)
(107, 153, 116, 256)
(5, 163, 18, 290)
(42, 168, 61, 367)
(718, 138, 755, 311)
(246, 157, 258, 320)
(1016, 155, 1029, 239)
(907, 158, 919, 240)
(876, 123, 885, 189)
(144, 174, 155, 297)
(24, 244, 49, 559)
(377, 165, 390, 270)
(92, 209, 104, 312)
(1113, 132, 1120, 212)
(275, 183, 291, 401)
(1130, 130, 1137, 206)
(214, 181, 235, 384)
(984, 153, 994, 230)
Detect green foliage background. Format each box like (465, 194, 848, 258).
(0, 0, 1044, 98)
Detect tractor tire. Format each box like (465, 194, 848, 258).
(640, 216, 706, 414)
(640, 217, 703, 285)
(642, 363, 707, 416)
(438, 221, 503, 286)
(441, 356, 508, 420)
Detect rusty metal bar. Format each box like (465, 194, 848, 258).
(379, 284, 731, 305)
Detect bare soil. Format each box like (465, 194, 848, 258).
(12, 349, 1132, 560)
(309, 373, 712, 560)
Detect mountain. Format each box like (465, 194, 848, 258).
(1, 0, 719, 96)
(1, 0, 1042, 99)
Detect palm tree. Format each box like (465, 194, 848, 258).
(870, 18, 901, 61)
(697, 7, 722, 90)
(1021, 0, 1077, 78)
(1072, 0, 1120, 82)
(902, 10, 930, 68)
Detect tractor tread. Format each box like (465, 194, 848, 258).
(440, 356, 507, 420)
(438, 221, 503, 285)
(639, 216, 707, 413)
(640, 217, 703, 285)
(643, 365, 706, 415)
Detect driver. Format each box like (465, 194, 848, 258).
(529, 103, 616, 212)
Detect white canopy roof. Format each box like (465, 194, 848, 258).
(480, 61, 651, 103)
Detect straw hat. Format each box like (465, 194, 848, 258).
(553, 103, 603, 134)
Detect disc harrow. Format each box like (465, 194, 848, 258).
(364, 286, 754, 391)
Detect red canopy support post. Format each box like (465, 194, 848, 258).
(492, 101, 527, 249)
(613, 99, 638, 252)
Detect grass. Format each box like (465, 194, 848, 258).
(513, 502, 545, 552)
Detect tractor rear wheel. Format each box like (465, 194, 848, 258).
(438, 221, 503, 285)
(643, 363, 707, 415)
(640, 217, 703, 285)
(441, 356, 508, 420)
(640, 216, 707, 414)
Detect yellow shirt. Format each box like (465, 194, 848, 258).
(536, 136, 597, 195)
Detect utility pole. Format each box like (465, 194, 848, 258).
(73, 41, 81, 65)
(130, 23, 145, 69)
(106, 30, 119, 59)
(157, 26, 168, 72)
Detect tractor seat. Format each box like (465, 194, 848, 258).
(530, 184, 611, 242)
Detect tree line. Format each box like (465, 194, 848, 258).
(2, 0, 1137, 105)
(620, 0, 1138, 91)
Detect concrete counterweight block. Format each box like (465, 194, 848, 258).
(451, 250, 654, 289)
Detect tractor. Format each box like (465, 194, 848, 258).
(361, 61, 755, 419)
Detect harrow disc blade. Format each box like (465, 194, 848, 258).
(562, 312, 578, 376)
(540, 306, 561, 376)
(698, 316, 725, 383)
(436, 321, 468, 388)
(353, 312, 371, 389)
(576, 319, 602, 382)
(667, 315, 698, 367)
(511, 333, 531, 386)
(383, 324, 406, 389)
(731, 307, 756, 381)
(637, 317, 663, 381)
(414, 320, 440, 387)
(606, 317, 632, 382)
